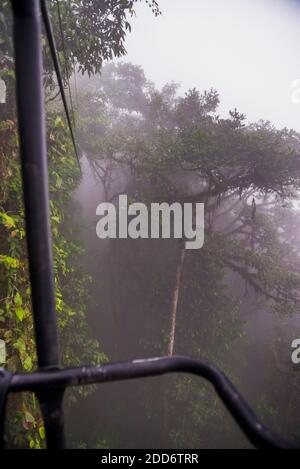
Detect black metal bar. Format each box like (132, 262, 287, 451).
(9, 355, 296, 449)
(36, 388, 65, 448)
(0, 369, 12, 448)
(10, 0, 65, 448)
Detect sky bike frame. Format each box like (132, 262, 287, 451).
(0, 0, 297, 450)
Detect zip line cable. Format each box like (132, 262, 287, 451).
(40, 0, 81, 173)
(55, 0, 77, 131)
(66, 0, 80, 112)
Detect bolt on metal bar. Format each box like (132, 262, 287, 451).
(10, 0, 65, 448)
(9, 356, 296, 449)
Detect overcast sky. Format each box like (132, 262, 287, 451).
(122, 0, 300, 131)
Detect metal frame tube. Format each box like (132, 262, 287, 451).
(10, 0, 65, 448)
(9, 355, 296, 450)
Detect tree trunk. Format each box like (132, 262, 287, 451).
(109, 239, 120, 361)
(161, 242, 186, 447)
(167, 243, 186, 356)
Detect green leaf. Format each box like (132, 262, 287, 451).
(0, 255, 19, 269)
(14, 292, 22, 306)
(13, 337, 25, 353)
(39, 426, 45, 440)
(54, 116, 64, 128)
(15, 307, 25, 321)
(23, 355, 33, 371)
(0, 212, 15, 229)
(56, 174, 63, 188)
(0, 339, 6, 364)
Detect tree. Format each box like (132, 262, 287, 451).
(0, 1, 161, 448)
(82, 63, 300, 351)
(0, 0, 161, 117)
(78, 63, 300, 447)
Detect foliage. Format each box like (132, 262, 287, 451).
(77, 62, 300, 447)
(82, 63, 300, 315)
(0, 113, 107, 447)
(0, 0, 160, 115)
(0, 0, 161, 448)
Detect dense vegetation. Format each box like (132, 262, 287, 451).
(73, 63, 300, 447)
(0, 0, 159, 449)
(1, 0, 300, 449)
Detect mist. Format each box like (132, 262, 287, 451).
(65, 1, 300, 448)
(124, 0, 300, 131)
(1, 0, 300, 451)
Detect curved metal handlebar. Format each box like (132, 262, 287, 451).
(7, 355, 296, 449)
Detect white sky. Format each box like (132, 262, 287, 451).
(123, 0, 300, 131)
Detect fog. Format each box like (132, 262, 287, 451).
(124, 0, 300, 131)
(2, 0, 300, 450)
(60, 0, 300, 449)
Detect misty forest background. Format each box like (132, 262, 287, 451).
(1, 0, 300, 449)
